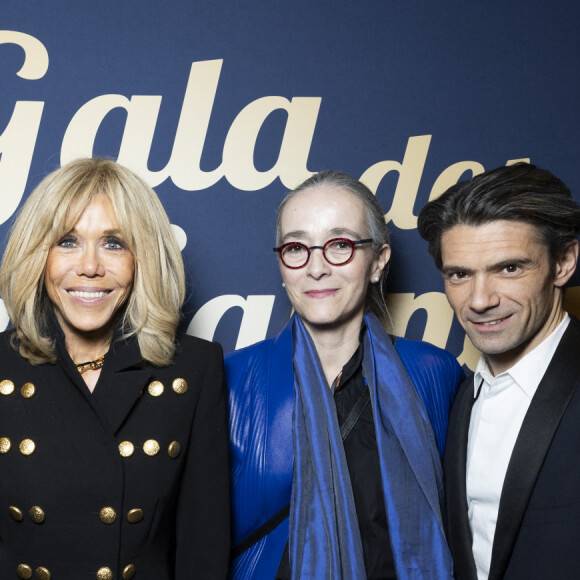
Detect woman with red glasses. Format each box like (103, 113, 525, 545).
(226, 171, 463, 580)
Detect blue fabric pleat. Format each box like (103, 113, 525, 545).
(289, 313, 453, 579)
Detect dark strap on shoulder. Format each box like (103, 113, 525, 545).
(231, 384, 371, 561)
(231, 502, 290, 560)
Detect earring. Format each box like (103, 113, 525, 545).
(282, 282, 286, 288)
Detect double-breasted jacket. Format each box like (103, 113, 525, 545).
(0, 326, 230, 580)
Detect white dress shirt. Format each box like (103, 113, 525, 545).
(466, 314, 570, 580)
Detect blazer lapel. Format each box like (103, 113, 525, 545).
(489, 317, 580, 580)
(49, 311, 151, 434)
(445, 375, 479, 580)
(91, 337, 152, 434)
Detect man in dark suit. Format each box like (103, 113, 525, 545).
(417, 162, 580, 580)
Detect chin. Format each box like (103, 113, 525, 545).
(304, 314, 354, 331)
(470, 337, 516, 357)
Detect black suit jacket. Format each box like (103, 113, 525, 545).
(0, 326, 230, 579)
(445, 315, 580, 580)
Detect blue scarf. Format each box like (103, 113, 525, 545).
(289, 313, 453, 579)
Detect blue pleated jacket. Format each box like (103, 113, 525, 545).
(226, 318, 463, 579)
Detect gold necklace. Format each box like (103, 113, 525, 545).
(75, 355, 105, 374)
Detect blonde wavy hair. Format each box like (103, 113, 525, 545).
(0, 157, 185, 366)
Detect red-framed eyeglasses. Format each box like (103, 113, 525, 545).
(273, 238, 373, 269)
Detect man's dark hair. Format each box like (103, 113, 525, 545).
(417, 162, 580, 272)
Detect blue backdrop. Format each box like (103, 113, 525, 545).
(2, 1, 579, 369)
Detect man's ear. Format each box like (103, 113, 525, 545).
(554, 239, 579, 287)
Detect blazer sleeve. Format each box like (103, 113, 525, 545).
(175, 339, 230, 579)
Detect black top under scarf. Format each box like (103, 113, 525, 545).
(277, 344, 397, 580)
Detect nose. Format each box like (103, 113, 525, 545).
(76, 245, 105, 277)
(305, 247, 331, 279)
(469, 275, 500, 312)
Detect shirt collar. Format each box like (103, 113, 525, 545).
(473, 313, 570, 399)
(331, 322, 367, 392)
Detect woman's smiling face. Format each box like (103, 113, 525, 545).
(44, 194, 134, 349)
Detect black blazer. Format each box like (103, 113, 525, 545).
(445, 315, 580, 580)
(0, 326, 230, 579)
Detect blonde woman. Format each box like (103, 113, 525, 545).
(0, 158, 229, 579)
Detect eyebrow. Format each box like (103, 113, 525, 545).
(68, 228, 124, 236)
(282, 227, 363, 243)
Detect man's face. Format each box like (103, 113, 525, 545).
(440, 220, 577, 375)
